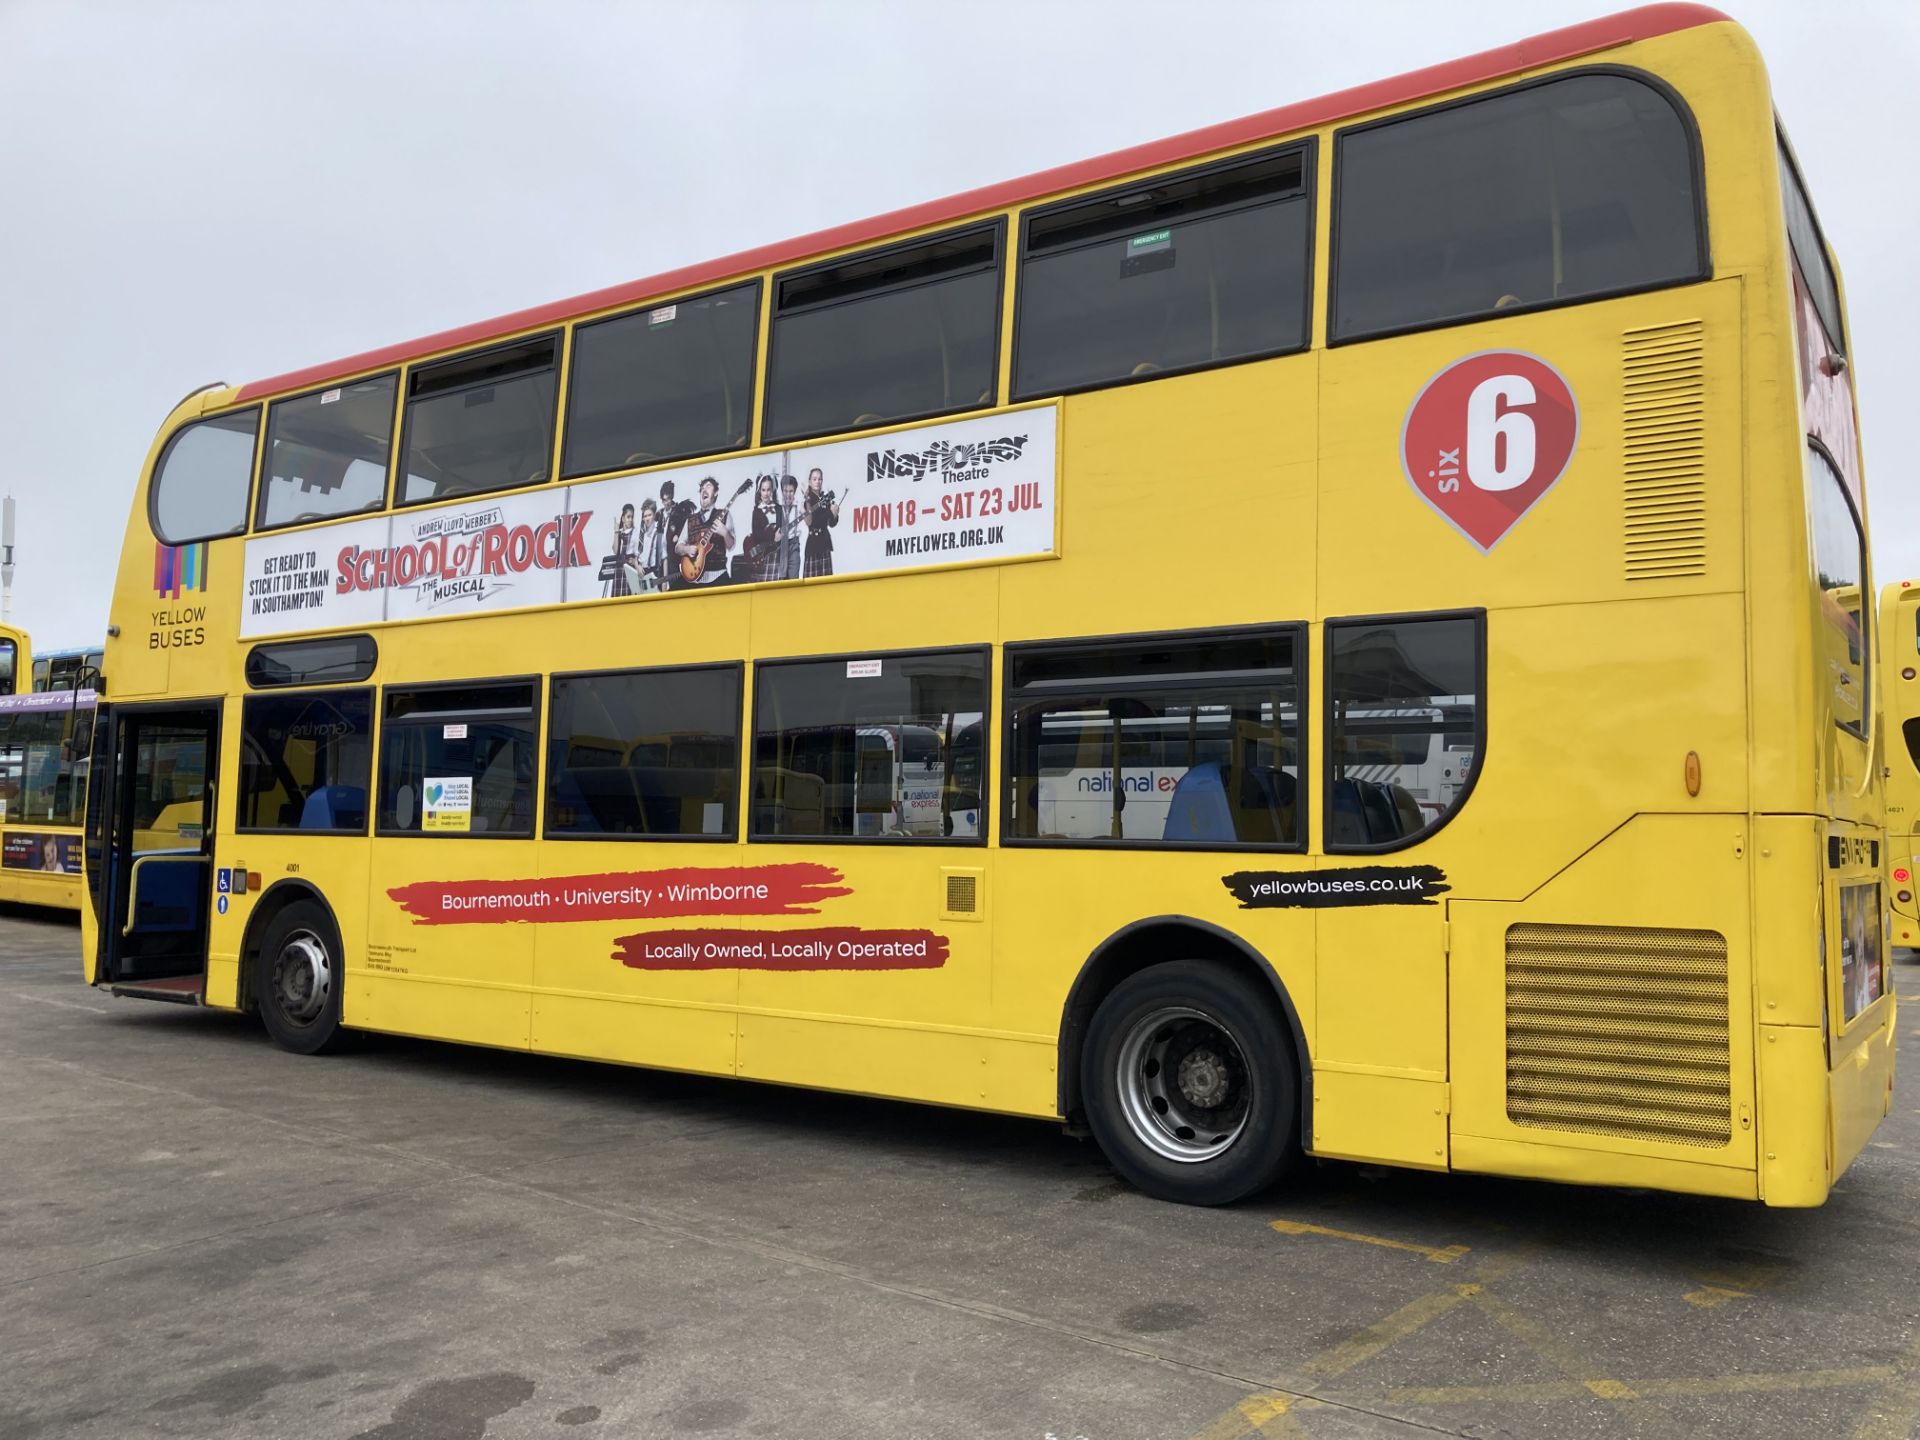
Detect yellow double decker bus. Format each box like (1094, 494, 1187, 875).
(1880, 581, 1920, 949)
(82, 4, 1890, 1205)
(0, 630, 97, 910)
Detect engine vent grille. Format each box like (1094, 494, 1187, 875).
(1622, 319, 1707, 581)
(1505, 923, 1730, 1147)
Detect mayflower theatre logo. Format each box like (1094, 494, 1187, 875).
(154, 541, 208, 599)
(865, 433, 1030, 484)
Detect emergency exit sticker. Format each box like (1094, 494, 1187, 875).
(1401, 351, 1579, 551)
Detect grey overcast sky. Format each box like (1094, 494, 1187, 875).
(1, 0, 1914, 648)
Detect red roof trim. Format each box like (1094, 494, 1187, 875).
(236, 3, 1729, 404)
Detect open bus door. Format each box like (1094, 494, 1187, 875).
(86, 702, 219, 1003)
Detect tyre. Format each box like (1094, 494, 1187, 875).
(1081, 961, 1298, 1205)
(255, 899, 348, 1055)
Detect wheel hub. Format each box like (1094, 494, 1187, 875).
(273, 933, 331, 1026)
(1114, 1005, 1254, 1164)
(1177, 1047, 1232, 1108)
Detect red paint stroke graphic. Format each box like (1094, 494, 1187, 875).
(387, 864, 850, 925)
(616, 927, 949, 972)
(1401, 350, 1579, 552)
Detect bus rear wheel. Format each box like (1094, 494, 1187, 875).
(255, 900, 347, 1056)
(1081, 961, 1297, 1205)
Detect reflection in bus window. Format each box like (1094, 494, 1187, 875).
(752, 650, 988, 841)
(238, 690, 374, 832)
(1808, 444, 1867, 737)
(0, 701, 91, 827)
(1326, 616, 1482, 850)
(0, 640, 12, 695)
(547, 667, 742, 839)
(1015, 147, 1310, 399)
(1006, 630, 1301, 848)
(764, 227, 1000, 443)
(563, 284, 760, 477)
(378, 682, 538, 836)
(400, 338, 560, 506)
(1332, 73, 1704, 340)
(258, 374, 398, 529)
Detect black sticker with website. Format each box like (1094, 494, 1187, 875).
(1221, 865, 1450, 910)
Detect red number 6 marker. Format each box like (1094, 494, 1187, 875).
(1401, 351, 1579, 552)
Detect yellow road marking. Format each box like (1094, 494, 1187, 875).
(1183, 1391, 1305, 1439)
(1850, 1329, 1920, 1439)
(1299, 1285, 1481, 1382)
(1378, 1366, 1895, 1406)
(1682, 1284, 1752, 1308)
(1270, 1218, 1470, 1265)
(1180, 1245, 1536, 1440)
(1471, 1289, 1640, 1402)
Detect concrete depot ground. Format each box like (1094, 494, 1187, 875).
(2, 907, 1918, 1440)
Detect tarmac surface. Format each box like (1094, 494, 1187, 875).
(2, 904, 1918, 1440)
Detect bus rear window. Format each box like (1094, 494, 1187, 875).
(1014, 147, 1310, 399)
(150, 408, 260, 545)
(752, 649, 988, 841)
(1006, 629, 1301, 849)
(764, 226, 1000, 443)
(1332, 73, 1705, 341)
(400, 337, 560, 506)
(562, 283, 760, 477)
(258, 374, 397, 530)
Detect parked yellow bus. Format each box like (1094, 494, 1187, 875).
(1881, 582, 1919, 949)
(0, 682, 94, 910)
(0, 624, 25, 696)
(82, 3, 1890, 1205)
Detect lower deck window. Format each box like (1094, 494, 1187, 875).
(1326, 615, 1482, 850)
(752, 649, 987, 841)
(378, 682, 538, 836)
(1005, 629, 1301, 848)
(547, 666, 741, 839)
(238, 689, 374, 832)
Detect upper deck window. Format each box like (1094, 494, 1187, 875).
(1778, 140, 1844, 351)
(1332, 72, 1706, 342)
(562, 283, 760, 478)
(150, 408, 260, 545)
(399, 336, 560, 506)
(257, 374, 398, 530)
(1013, 147, 1311, 400)
(763, 225, 1000, 444)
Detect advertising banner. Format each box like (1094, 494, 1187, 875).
(2, 832, 81, 874)
(240, 407, 1057, 638)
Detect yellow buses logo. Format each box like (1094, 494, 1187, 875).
(153, 540, 208, 600)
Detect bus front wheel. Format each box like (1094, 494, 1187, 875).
(1081, 961, 1297, 1205)
(255, 900, 347, 1056)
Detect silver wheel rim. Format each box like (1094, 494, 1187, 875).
(272, 930, 332, 1027)
(1115, 1004, 1253, 1163)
